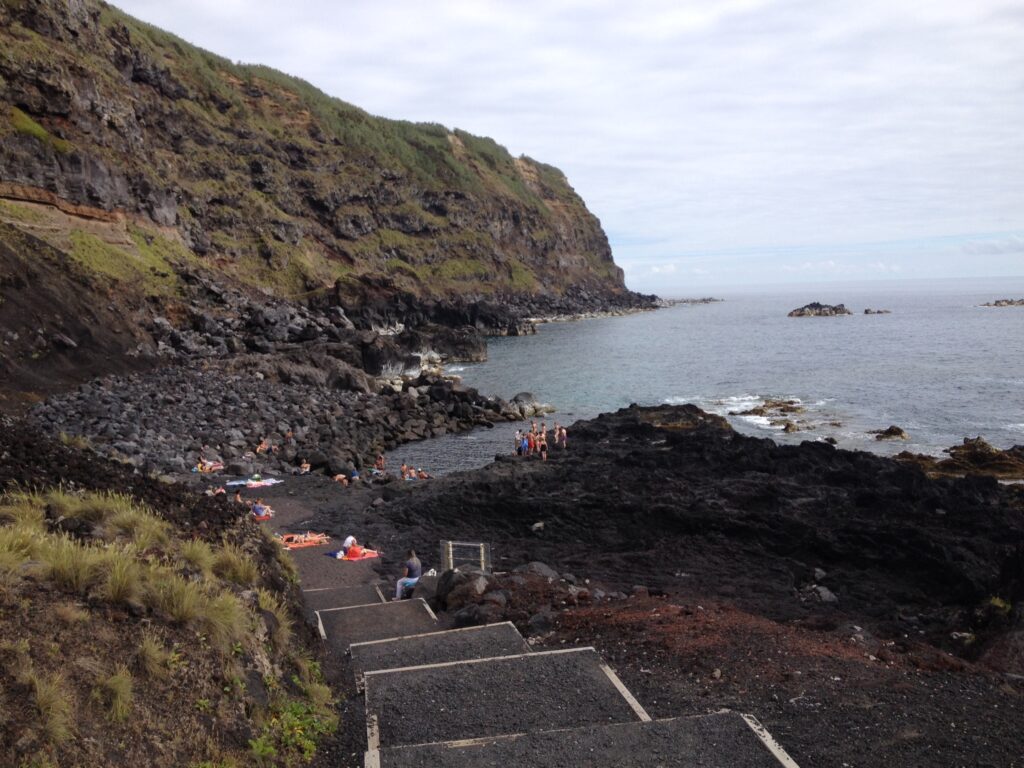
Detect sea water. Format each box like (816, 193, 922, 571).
(393, 277, 1024, 476)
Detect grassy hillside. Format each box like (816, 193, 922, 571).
(0, 0, 626, 304)
(0, 424, 336, 767)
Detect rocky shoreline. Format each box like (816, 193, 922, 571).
(28, 361, 557, 478)
(281, 403, 1024, 766)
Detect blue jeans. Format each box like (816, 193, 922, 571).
(396, 577, 419, 599)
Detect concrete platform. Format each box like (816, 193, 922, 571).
(369, 712, 800, 767)
(365, 647, 647, 751)
(303, 584, 385, 617)
(350, 622, 530, 689)
(317, 599, 437, 648)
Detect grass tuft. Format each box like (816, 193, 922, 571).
(256, 588, 292, 649)
(213, 543, 258, 586)
(181, 538, 216, 576)
(147, 573, 203, 623)
(54, 603, 91, 624)
(203, 591, 249, 651)
(137, 632, 171, 679)
(100, 551, 142, 604)
(29, 670, 74, 744)
(99, 664, 133, 722)
(39, 535, 106, 593)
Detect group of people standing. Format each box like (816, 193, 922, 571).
(515, 421, 567, 461)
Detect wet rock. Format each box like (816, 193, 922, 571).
(871, 425, 909, 441)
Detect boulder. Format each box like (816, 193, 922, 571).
(513, 561, 560, 581)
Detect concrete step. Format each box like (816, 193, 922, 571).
(369, 711, 800, 767)
(364, 647, 648, 752)
(302, 584, 385, 617)
(316, 599, 438, 649)
(350, 622, 530, 690)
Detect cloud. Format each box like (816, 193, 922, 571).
(112, 0, 1024, 288)
(782, 260, 839, 273)
(962, 234, 1024, 256)
(650, 264, 678, 274)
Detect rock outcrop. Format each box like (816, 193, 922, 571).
(897, 437, 1024, 480)
(341, 404, 1024, 667)
(870, 425, 910, 440)
(981, 299, 1024, 307)
(864, 308, 892, 314)
(788, 303, 852, 317)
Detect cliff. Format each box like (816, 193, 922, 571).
(0, 0, 638, 309)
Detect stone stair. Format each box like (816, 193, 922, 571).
(306, 583, 801, 768)
(349, 621, 529, 690)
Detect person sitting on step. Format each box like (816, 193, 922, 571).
(394, 549, 422, 600)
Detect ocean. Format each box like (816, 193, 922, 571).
(393, 277, 1024, 476)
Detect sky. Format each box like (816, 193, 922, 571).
(113, 0, 1024, 293)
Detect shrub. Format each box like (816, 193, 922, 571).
(213, 543, 258, 586)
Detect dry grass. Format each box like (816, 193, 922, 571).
(100, 552, 142, 604)
(181, 538, 216, 576)
(98, 665, 133, 722)
(108, 504, 170, 549)
(39, 535, 107, 593)
(28, 670, 74, 744)
(58, 431, 91, 450)
(54, 603, 91, 624)
(257, 588, 293, 649)
(136, 632, 170, 679)
(0, 494, 46, 530)
(146, 573, 203, 623)
(203, 591, 249, 651)
(213, 543, 258, 586)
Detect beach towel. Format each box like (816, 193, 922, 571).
(226, 478, 284, 488)
(326, 548, 380, 561)
(278, 532, 330, 550)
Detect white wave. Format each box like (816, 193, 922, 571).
(445, 365, 467, 373)
(663, 396, 699, 405)
(734, 414, 783, 430)
(1007, 423, 1024, 434)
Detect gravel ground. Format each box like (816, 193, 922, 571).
(365, 648, 641, 748)
(350, 622, 529, 679)
(378, 712, 785, 768)
(319, 600, 439, 648)
(303, 584, 386, 616)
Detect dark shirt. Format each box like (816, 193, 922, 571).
(404, 557, 422, 579)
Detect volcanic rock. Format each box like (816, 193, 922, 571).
(788, 303, 852, 317)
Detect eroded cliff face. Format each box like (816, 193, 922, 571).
(0, 0, 633, 308)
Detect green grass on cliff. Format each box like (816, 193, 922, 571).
(69, 229, 180, 296)
(0, 488, 337, 765)
(8, 106, 73, 154)
(1, 2, 623, 301)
